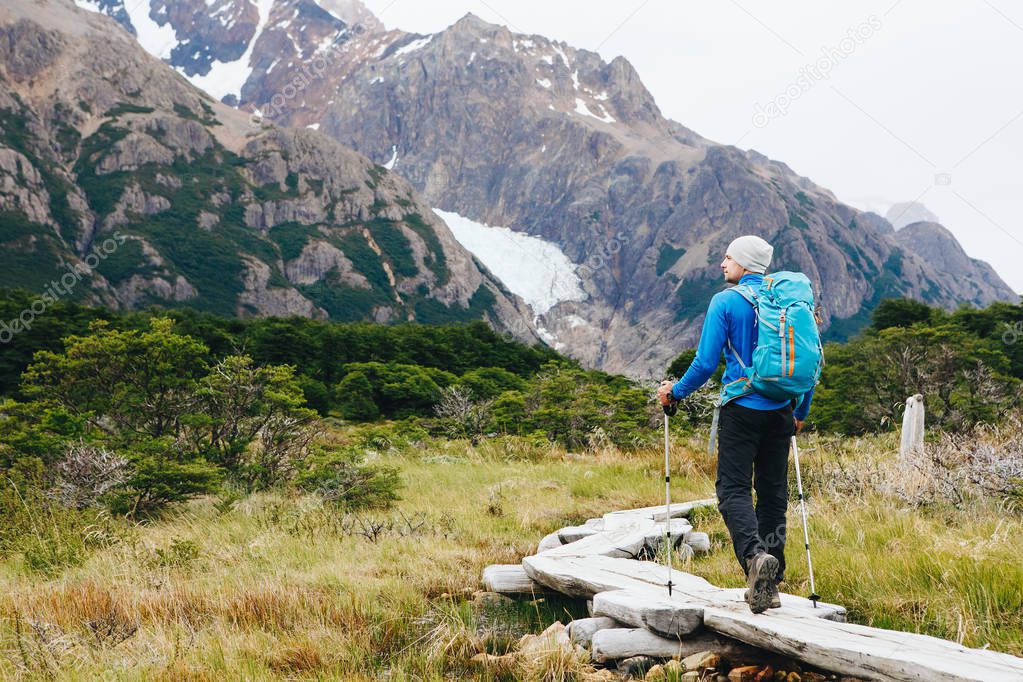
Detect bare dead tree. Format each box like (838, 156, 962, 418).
(434, 386, 493, 445)
(53, 442, 129, 509)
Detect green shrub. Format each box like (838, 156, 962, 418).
(295, 445, 401, 510)
(337, 372, 380, 421)
(656, 244, 686, 276)
(457, 367, 527, 400)
(150, 537, 201, 568)
(107, 441, 222, 519)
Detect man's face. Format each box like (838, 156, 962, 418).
(720, 254, 746, 284)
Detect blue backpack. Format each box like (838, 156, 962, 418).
(720, 271, 823, 405)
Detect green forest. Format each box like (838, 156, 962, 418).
(0, 290, 1020, 518)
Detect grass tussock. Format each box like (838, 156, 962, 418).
(1, 423, 1021, 679)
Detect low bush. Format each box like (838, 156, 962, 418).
(294, 444, 401, 511)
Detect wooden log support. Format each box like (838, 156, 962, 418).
(537, 531, 562, 553)
(685, 531, 711, 553)
(591, 628, 762, 664)
(642, 518, 693, 555)
(483, 564, 548, 595)
(899, 393, 925, 459)
(592, 589, 703, 638)
(566, 616, 621, 648)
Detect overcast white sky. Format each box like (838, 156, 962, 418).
(361, 0, 1023, 296)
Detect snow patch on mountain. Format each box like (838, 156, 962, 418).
(394, 35, 433, 57)
(123, 1, 178, 59)
(178, 0, 275, 100)
(73, 0, 103, 13)
(433, 209, 585, 315)
(552, 44, 570, 69)
(574, 98, 615, 124)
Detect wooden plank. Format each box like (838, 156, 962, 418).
(523, 555, 845, 620)
(701, 605, 1023, 682)
(558, 524, 598, 544)
(483, 564, 549, 595)
(524, 553, 722, 598)
(538, 517, 657, 559)
(592, 589, 703, 638)
(603, 497, 717, 525)
(715, 587, 846, 623)
(591, 628, 763, 664)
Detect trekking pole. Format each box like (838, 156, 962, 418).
(663, 401, 678, 596)
(791, 435, 820, 607)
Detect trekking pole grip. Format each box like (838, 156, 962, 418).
(663, 401, 677, 417)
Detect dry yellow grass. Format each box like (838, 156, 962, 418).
(0, 425, 1020, 679)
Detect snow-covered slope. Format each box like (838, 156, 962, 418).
(71, 0, 375, 105)
(433, 209, 585, 316)
(184, 0, 274, 101)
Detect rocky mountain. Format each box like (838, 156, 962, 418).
(65, 0, 1020, 375)
(0, 0, 535, 337)
(894, 221, 1013, 303)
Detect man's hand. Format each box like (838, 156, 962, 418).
(657, 380, 676, 406)
(794, 418, 805, 434)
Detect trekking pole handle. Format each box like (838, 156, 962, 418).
(659, 379, 678, 416)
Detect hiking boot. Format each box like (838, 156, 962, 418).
(745, 552, 779, 614)
(744, 582, 781, 609)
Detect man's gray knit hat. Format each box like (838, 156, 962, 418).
(726, 235, 773, 274)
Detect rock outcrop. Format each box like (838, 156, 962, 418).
(0, 0, 535, 339)
(895, 221, 1016, 304)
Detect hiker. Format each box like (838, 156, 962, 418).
(656, 235, 816, 614)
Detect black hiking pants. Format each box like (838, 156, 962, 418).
(716, 401, 794, 581)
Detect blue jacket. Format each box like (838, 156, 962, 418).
(671, 273, 814, 420)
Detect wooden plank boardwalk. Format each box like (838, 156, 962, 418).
(484, 498, 1023, 682)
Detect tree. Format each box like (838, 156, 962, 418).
(434, 385, 493, 444)
(106, 437, 221, 519)
(22, 318, 208, 441)
(337, 362, 456, 420)
(509, 362, 651, 449)
(870, 298, 939, 331)
(295, 444, 401, 510)
(337, 372, 379, 421)
(813, 325, 1019, 434)
(18, 320, 320, 511)
(456, 367, 527, 399)
(186, 355, 315, 470)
